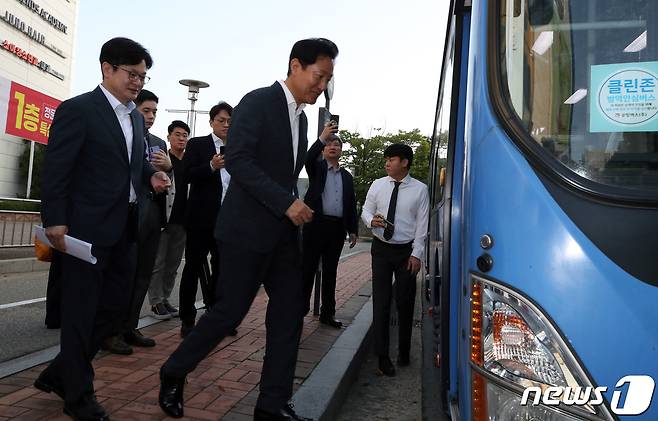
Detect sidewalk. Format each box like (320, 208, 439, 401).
(0, 252, 372, 421)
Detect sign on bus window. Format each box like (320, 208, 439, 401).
(590, 61, 658, 132)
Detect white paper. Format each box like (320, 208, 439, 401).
(35, 226, 97, 264)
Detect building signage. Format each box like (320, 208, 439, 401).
(0, 76, 61, 145)
(1, 11, 66, 58)
(590, 61, 658, 132)
(2, 39, 65, 80)
(15, 0, 67, 34)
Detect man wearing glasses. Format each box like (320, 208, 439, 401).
(35, 37, 170, 420)
(178, 102, 235, 338)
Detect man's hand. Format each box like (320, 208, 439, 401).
(210, 154, 224, 171)
(46, 225, 68, 252)
(371, 214, 386, 228)
(150, 171, 171, 193)
(407, 256, 421, 274)
(150, 150, 172, 172)
(349, 233, 358, 248)
(285, 199, 314, 226)
(319, 120, 339, 142)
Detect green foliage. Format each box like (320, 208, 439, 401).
(0, 200, 40, 212)
(339, 128, 434, 206)
(18, 140, 46, 200)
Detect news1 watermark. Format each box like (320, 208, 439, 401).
(521, 375, 656, 415)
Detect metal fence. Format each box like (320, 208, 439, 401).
(0, 197, 41, 247)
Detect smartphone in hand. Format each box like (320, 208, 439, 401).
(330, 114, 340, 128)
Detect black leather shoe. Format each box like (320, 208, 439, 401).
(124, 330, 156, 347)
(101, 335, 133, 355)
(254, 403, 313, 420)
(63, 393, 109, 421)
(397, 353, 410, 367)
(158, 368, 185, 418)
(180, 321, 194, 338)
(229, 328, 238, 336)
(378, 356, 396, 377)
(34, 371, 65, 400)
(319, 317, 343, 328)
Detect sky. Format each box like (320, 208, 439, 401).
(71, 0, 449, 143)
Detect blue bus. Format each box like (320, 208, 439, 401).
(424, 0, 658, 420)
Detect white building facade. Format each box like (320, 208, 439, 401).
(0, 0, 77, 196)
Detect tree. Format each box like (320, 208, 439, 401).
(339, 128, 433, 206)
(18, 140, 46, 199)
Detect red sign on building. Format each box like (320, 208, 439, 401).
(4, 81, 61, 144)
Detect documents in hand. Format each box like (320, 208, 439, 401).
(35, 225, 97, 264)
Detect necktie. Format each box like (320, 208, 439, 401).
(217, 170, 224, 205)
(383, 181, 402, 240)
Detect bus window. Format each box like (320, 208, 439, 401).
(499, 0, 658, 193)
(431, 19, 455, 207)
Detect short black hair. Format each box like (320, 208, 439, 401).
(326, 134, 342, 146)
(99, 37, 153, 69)
(135, 89, 158, 106)
(168, 120, 190, 135)
(287, 38, 339, 76)
(209, 101, 233, 121)
(384, 143, 414, 169)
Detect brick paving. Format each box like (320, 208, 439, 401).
(0, 252, 372, 420)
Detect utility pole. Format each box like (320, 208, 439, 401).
(166, 79, 210, 137)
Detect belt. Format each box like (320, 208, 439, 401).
(315, 214, 343, 223)
(373, 237, 412, 249)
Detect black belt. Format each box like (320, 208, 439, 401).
(373, 236, 412, 249)
(315, 214, 343, 223)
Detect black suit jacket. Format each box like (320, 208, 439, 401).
(41, 86, 155, 246)
(215, 82, 307, 253)
(183, 134, 222, 230)
(303, 139, 358, 235)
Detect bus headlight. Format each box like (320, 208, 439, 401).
(470, 274, 613, 421)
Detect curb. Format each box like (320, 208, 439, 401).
(292, 296, 373, 421)
(0, 257, 50, 275)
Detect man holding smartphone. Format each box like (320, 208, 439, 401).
(178, 102, 234, 337)
(101, 89, 172, 355)
(361, 143, 429, 377)
(302, 118, 358, 328)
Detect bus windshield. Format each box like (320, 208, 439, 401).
(499, 0, 658, 192)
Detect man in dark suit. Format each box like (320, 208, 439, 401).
(34, 37, 170, 420)
(102, 89, 172, 354)
(178, 102, 232, 337)
(159, 38, 339, 421)
(302, 132, 358, 327)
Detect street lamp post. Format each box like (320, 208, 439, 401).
(166, 79, 210, 137)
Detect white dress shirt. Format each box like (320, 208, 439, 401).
(361, 174, 430, 259)
(278, 80, 305, 170)
(210, 132, 231, 204)
(99, 84, 138, 203)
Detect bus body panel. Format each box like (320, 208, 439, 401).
(449, 0, 658, 419)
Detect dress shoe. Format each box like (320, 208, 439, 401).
(397, 352, 410, 367)
(34, 371, 65, 400)
(254, 403, 313, 421)
(158, 368, 185, 418)
(101, 335, 133, 355)
(377, 356, 396, 377)
(180, 321, 194, 338)
(124, 330, 156, 347)
(63, 392, 109, 421)
(229, 328, 238, 336)
(319, 316, 343, 328)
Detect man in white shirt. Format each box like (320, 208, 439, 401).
(179, 102, 234, 337)
(361, 143, 429, 377)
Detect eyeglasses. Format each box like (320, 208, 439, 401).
(112, 65, 150, 84)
